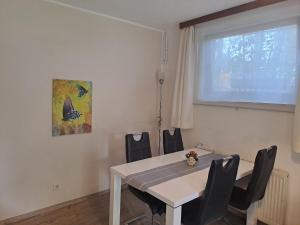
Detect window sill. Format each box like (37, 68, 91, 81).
(193, 101, 295, 113)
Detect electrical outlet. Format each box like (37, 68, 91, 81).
(195, 143, 214, 152)
(195, 143, 204, 149)
(51, 184, 60, 191)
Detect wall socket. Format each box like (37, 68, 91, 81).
(51, 184, 60, 191)
(195, 143, 214, 152)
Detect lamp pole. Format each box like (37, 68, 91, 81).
(158, 31, 167, 155)
(158, 77, 164, 155)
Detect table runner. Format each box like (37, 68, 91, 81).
(125, 153, 224, 191)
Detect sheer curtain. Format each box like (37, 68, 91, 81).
(199, 23, 298, 105)
(171, 26, 195, 129)
(292, 31, 300, 153)
(293, 98, 300, 153)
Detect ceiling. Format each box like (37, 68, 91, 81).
(56, 0, 253, 29)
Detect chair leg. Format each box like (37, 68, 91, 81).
(123, 213, 162, 225)
(247, 202, 258, 225)
(123, 214, 146, 225)
(222, 217, 234, 225)
(152, 215, 162, 225)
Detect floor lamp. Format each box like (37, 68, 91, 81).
(157, 72, 165, 155)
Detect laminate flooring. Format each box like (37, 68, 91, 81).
(1, 188, 266, 225)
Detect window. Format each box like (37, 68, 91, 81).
(197, 20, 299, 106)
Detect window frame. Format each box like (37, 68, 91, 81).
(194, 17, 300, 113)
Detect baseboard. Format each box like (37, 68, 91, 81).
(0, 184, 128, 225)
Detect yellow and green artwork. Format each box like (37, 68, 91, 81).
(52, 79, 92, 136)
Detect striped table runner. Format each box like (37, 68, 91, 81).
(125, 153, 224, 191)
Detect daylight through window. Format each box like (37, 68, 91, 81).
(198, 21, 299, 105)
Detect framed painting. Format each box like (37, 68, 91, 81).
(52, 79, 92, 136)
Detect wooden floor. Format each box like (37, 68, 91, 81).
(1, 188, 265, 225)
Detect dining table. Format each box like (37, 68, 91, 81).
(109, 148, 256, 225)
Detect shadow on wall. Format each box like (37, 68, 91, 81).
(95, 127, 159, 191)
(78, 134, 100, 195)
(107, 128, 159, 166)
(291, 151, 300, 164)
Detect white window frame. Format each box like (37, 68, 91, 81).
(194, 17, 300, 113)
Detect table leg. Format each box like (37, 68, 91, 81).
(109, 172, 121, 225)
(166, 205, 182, 225)
(247, 202, 258, 225)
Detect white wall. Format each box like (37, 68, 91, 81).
(182, 106, 300, 225)
(0, 0, 174, 220)
(181, 1, 300, 225)
(2, 0, 299, 224)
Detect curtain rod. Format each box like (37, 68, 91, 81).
(179, 0, 287, 29)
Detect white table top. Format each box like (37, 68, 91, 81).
(111, 148, 210, 178)
(111, 149, 254, 208)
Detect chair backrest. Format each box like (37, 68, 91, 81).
(125, 132, 152, 163)
(163, 128, 184, 154)
(196, 155, 240, 225)
(244, 145, 277, 207)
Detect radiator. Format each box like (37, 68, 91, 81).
(257, 169, 289, 225)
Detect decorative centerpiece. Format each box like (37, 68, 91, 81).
(185, 151, 198, 166)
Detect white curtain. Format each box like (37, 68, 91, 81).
(171, 26, 195, 129)
(292, 17, 300, 153)
(293, 100, 300, 153)
(293, 66, 300, 153)
(200, 23, 298, 104)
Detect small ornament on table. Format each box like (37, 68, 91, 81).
(185, 150, 198, 166)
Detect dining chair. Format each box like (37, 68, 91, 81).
(229, 146, 277, 211)
(125, 132, 165, 225)
(163, 128, 184, 154)
(180, 155, 240, 225)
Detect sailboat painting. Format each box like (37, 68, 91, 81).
(52, 79, 92, 136)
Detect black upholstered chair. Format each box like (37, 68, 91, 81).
(180, 155, 240, 225)
(229, 146, 277, 211)
(125, 132, 165, 225)
(163, 128, 184, 154)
